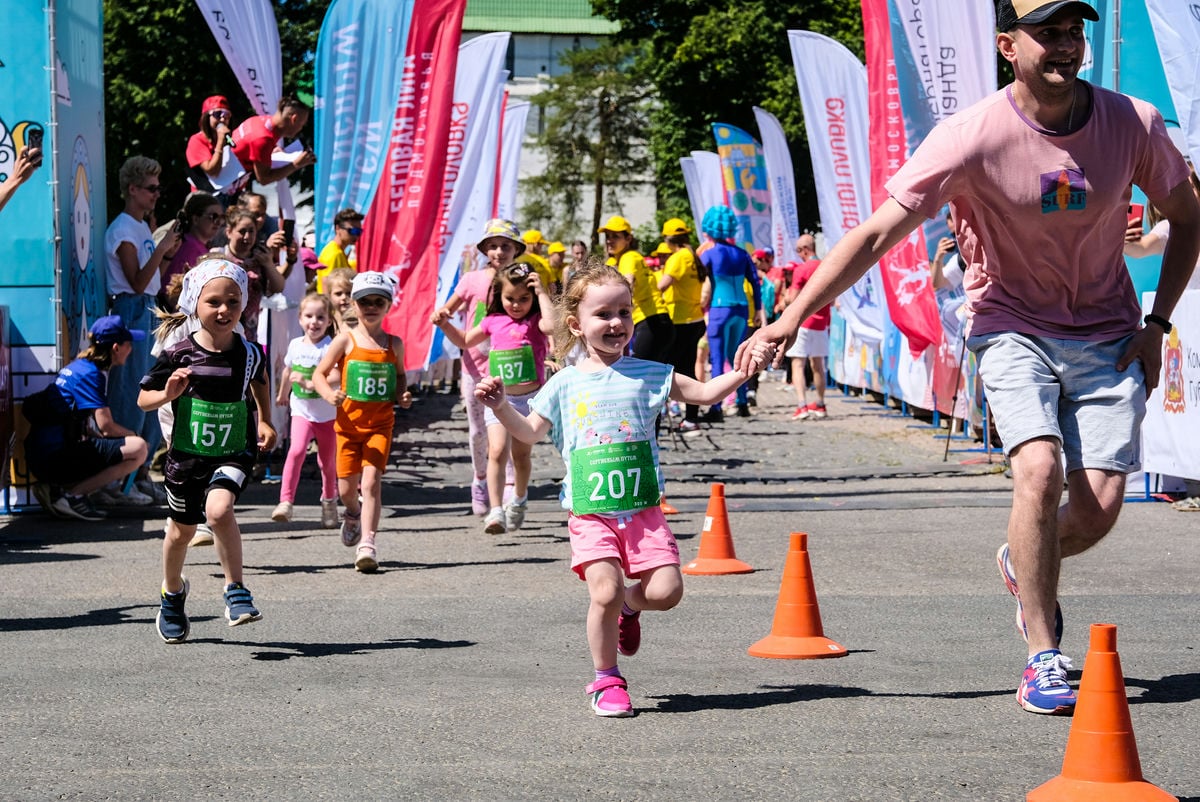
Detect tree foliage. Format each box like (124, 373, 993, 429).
(591, 0, 865, 233)
(102, 0, 329, 222)
(522, 40, 655, 250)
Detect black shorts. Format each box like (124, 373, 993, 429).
(164, 453, 253, 525)
(28, 438, 125, 487)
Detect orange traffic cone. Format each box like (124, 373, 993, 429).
(1027, 624, 1175, 801)
(660, 496, 679, 515)
(748, 533, 847, 659)
(681, 483, 752, 575)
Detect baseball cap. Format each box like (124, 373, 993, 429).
(752, 248, 774, 260)
(661, 218, 691, 237)
(521, 229, 547, 246)
(547, 241, 566, 254)
(91, 314, 145, 345)
(351, 271, 397, 301)
(996, 1, 1098, 32)
(597, 215, 633, 235)
(651, 242, 671, 257)
(201, 95, 231, 114)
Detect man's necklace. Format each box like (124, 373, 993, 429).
(1066, 84, 1078, 133)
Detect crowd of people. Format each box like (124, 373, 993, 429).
(11, 0, 1200, 722)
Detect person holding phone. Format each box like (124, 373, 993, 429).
(0, 141, 42, 215)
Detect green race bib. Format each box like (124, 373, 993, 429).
(344, 360, 396, 402)
(570, 440, 658, 515)
(291, 365, 319, 399)
(488, 345, 536, 386)
(176, 397, 247, 457)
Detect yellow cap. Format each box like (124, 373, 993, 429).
(521, 229, 547, 245)
(661, 218, 690, 237)
(547, 241, 566, 254)
(597, 215, 632, 235)
(651, 242, 671, 257)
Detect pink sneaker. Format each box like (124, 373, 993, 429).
(586, 676, 634, 717)
(617, 610, 641, 656)
(471, 480, 488, 516)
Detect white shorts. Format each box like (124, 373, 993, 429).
(786, 327, 829, 359)
(484, 390, 534, 427)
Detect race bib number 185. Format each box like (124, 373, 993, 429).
(344, 360, 396, 402)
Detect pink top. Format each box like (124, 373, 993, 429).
(454, 269, 494, 379)
(887, 84, 1189, 341)
(480, 312, 548, 385)
(790, 259, 830, 330)
(165, 233, 210, 286)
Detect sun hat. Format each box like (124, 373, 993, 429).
(90, 315, 145, 345)
(477, 218, 526, 256)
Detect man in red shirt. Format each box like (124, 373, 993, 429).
(230, 94, 316, 186)
(784, 234, 830, 420)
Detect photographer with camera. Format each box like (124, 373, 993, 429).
(0, 141, 42, 215)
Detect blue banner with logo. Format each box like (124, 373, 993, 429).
(711, 123, 772, 250)
(313, 0, 416, 247)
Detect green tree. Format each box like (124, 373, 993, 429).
(102, 0, 329, 221)
(521, 40, 655, 250)
(592, 0, 864, 232)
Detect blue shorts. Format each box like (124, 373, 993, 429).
(967, 332, 1145, 473)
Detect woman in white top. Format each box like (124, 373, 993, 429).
(104, 155, 179, 467)
(1125, 158, 1200, 290)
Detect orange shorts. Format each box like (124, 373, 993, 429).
(336, 428, 391, 477)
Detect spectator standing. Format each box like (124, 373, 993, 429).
(784, 234, 831, 420)
(316, 208, 363, 293)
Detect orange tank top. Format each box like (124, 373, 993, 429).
(337, 330, 399, 433)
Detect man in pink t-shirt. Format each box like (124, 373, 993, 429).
(744, 0, 1200, 717)
(230, 94, 316, 186)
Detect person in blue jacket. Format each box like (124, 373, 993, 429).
(24, 316, 150, 520)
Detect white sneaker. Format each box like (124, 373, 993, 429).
(190, 524, 215, 547)
(320, 498, 339, 529)
(483, 507, 506, 535)
(135, 478, 167, 505)
(271, 501, 292, 522)
(93, 484, 154, 507)
(504, 499, 528, 532)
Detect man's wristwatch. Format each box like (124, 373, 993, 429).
(1144, 313, 1173, 334)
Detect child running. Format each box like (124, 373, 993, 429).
(428, 219, 523, 516)
(272, 292, 339, 527)
(138, 258, 277, 643)
(312, 272, 412, 573)
(475, 263, 776, 717)
(433, 261, 555, 535)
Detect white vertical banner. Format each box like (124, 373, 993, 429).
(1146, 0, 1200, 168)
(496, 98, 529, 222)
(789, 29, 885, 344)
(679, 158, 704, 226)
(752, 106, 801, 260)
(688, 150, 726, 221)
(196, 0, 297, 218)
(431, 33, 510, 318)
(195, 0, 282, 115)
(1141, 290, 1200, 480)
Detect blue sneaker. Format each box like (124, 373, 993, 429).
(156, 578, 190, 644)
(996, 543, 1064, 645)
(1018, 649, 1077, 714)
(223, 582, 262, 626)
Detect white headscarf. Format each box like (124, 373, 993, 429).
(179, 258, 249, 316)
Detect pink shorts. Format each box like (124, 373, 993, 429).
(568, 505, 680, 580)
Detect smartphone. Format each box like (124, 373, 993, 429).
(1128, 203, 1144, 226)
(282, 218, 296, 248)
(24, 123, 44, 168)
(174, 210, 188, 234)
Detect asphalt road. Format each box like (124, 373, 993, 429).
(3, 380, 1197, 800)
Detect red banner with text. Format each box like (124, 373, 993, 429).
(357, 0, 467, 369)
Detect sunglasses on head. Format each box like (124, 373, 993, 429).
(506, 264, 533, 280)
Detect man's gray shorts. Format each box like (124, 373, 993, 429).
(967, 331, 1145, 474)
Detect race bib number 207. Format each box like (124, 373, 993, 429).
(570, 440, 658, 515)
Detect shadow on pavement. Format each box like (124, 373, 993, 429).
(645, 681, 1018, 713)
(245, 556, 559, 577)
(0, 604, 218, 632)
(1126, 673, 1200, 705)
(193, 636, 474, 661)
